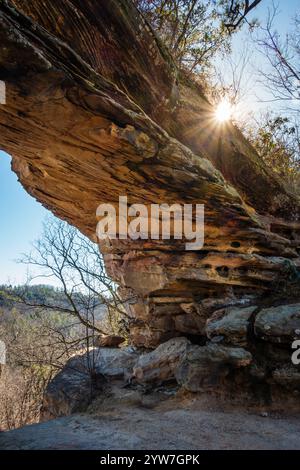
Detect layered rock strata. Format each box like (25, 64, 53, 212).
(0, 0, 299, 397)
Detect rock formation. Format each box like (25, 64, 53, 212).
(41, 346, 138, 419)
(0, 0, 300, 401)
(94, 335, 125, 348)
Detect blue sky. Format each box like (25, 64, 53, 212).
(248, 0, 299, 30)
(0, 152, 50, 284)
(0, 0, 299, 285)
(217, 0, 300, 122)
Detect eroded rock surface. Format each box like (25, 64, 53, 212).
(0, 0, 300, 398)
(175, 343, 252, 392)
(254, 303, 300, 344)
(133, 337, 191, 383)
(41, 347, 138, 419)
(272, 366, 300, 388)
(206, 305, 257, 346)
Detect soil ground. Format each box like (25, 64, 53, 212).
(0, 394, 299, 450)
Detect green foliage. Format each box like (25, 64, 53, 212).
(134, 1, 260, 75)
(134, 0, 231, 74)
(0, 284, 65, 307)
(249, 115, 300, 191)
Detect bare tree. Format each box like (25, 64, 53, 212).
(257, 5, 300, 109)
(0, 305, 63, 430)
(0, 365, 49, 430)
(17, 217, 129, 338)
(0, 217, 132, 430)
(0, 217, 131, 430)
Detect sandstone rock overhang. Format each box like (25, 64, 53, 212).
(0, 0, 300, 396)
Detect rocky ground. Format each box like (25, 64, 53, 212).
(1, 336, 299, 450)
(0, 395, 300, 450)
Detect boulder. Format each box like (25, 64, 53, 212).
(132, 337, 191, 383)
(272, 365, 300, 388)
(92, 346, 138, 378)
(206, 306, 257, 346)
(254, 303, 300, 344)
(175, 343, 252, 392)
(41, 347, 138, 419)
(94, 335, 125, 348)
(41, 358, 91, 420)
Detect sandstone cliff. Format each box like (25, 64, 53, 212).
(0, 0, 300, 400)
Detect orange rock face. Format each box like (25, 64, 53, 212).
(0, 0, 300, 396)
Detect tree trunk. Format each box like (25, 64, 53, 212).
(0, 0, 300, 399)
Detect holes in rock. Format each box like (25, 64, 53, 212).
(216, 266, 230, 278)
(203, 264, 212, 270)
(231, 241, 241, 248)
(185, 334, 207, 346)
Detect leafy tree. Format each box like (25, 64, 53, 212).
(249, 114, 300, 192)
(134, 0, 261, 74)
